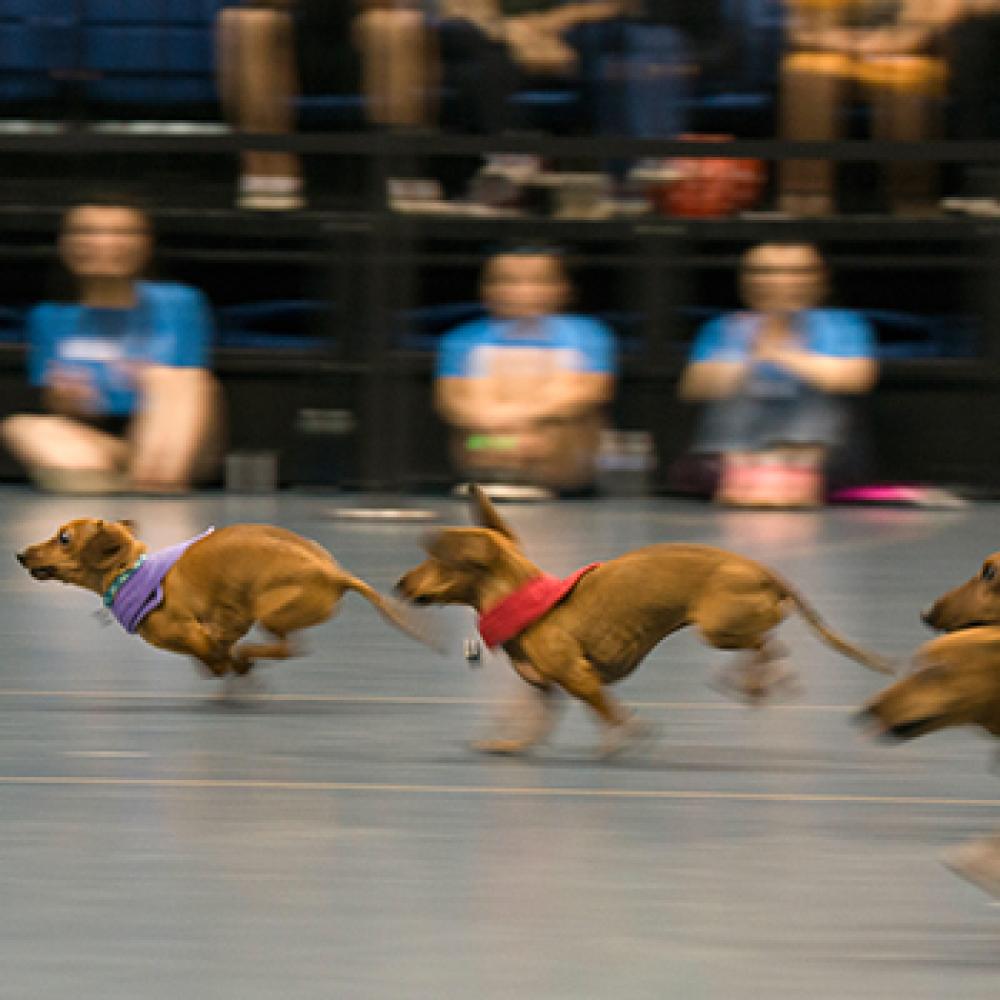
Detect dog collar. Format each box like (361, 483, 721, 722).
(477, 563, 601, 649)
(102, 554, 147, 608)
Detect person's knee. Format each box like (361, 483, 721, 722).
(0, 413, 42, 450)
(782, 51, 851, 79)
(362, 7, 425, 31)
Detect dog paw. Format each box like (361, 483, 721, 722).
(943, 839, 1000, 900)
(599, 715, 655, 759)
(711, 663, 802, 706)
(472, 736, 535, 756)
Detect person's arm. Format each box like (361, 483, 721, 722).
(755, 348, 877, 393)
(26, 306, 101, 417)
(514, 318, 615, 423)
(847, 0, 963, 56)
(755, 312, 878, 395)
(678, 316, 748, 401)
(434, 324, 519, 431)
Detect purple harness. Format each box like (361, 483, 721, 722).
(105, 528, 215, 633)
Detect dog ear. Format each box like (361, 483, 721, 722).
(428, 529, 496, 570)
(81, 520, 129, 570)
(116, 519, 138, 535)
(467, 484, 519, 543)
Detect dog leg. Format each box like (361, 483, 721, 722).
(552, 657, 651, 758)
(143, 618, 239, 677)
(943, 834, 1000, 900)
(713, 638, 800, 705)
(231, 637, 300, 674)
(474, 680, 562, 755)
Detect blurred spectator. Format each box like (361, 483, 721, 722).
(0, 198, 221, 494)
(943, 0, 1000, 212)
(678, 243, 877, 507)
(779, 0, 953, 215)
(439, 1, 714, 136)
(435, 248, 615, 496)
(217, 1, 435, 209)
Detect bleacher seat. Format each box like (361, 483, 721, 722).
(0, 2, 76, 109)
(81, 0, 225, 114)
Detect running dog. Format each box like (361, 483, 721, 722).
(17, 518, 434, 676)
(861, 626, 1000, 898)
(395, 485, 892, 756)
(861, 552, 1000, 898)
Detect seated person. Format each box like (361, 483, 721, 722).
(780, 0, 955, 215)
(435, 247, 615, 496)
(678, 242, 877, 507)
(1, 197, 221, 494)
(217, 0, 435, 209)
(439, 1, 712, 136)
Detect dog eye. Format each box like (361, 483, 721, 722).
(58, 530, 70, 546)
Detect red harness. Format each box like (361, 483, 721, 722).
(477, 563, 602, 649)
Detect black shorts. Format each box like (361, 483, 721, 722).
(294, 0, 363, 96)
(25, 389, 131, 438)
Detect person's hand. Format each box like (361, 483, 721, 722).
(44, 365, 99, 416)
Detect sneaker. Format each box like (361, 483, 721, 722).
(237, 175, 305, 212)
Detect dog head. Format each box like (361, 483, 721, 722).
(395, 485, 535, 609)
(860, 631, 1000, 741)
(922, 552, 1000, 632)
(16, 519, 143, 594)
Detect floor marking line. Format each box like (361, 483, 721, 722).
(0, 689, 855, 712)
(0, 775, 993, 807)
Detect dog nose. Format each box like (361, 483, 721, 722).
(920, 607, 935, 626)
(15, 552, 25, 566)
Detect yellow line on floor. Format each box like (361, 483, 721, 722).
(0, 688, 854, 712)
(0, 775, 992, 807)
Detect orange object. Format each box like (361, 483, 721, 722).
(658, 134, 766, 218)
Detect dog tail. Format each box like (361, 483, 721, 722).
(344, 576, 448, 654)
(781, 581, 895, 675)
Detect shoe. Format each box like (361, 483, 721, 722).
(237, 175, 305, 211)
(452, 482, 555, 502)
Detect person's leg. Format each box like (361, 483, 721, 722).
(438, 18, 521, 134)
(355, 6, 437, 127)
(778, 51, 849, 215)
(521, 414, 603, 491)
(216, 6, 303, 207)
(864, 56, 945, 214)
(129, 368, 222, 492)
(0, 413, 129, 492)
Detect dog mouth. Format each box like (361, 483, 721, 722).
(857, 707, 945, 742)
(28, 565, 58, 581)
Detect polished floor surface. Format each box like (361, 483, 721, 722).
(0, 487, 997, 999)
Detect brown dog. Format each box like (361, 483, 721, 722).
(861, 627, 1000, 898)
(922, 552, 1000, 632)
(395, 485, 892, 755)
(17, 518, 432, 676)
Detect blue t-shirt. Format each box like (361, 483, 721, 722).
(437, 314, 615, 380)
(688, 309, 874, 399)
(27, 281, 214, 416)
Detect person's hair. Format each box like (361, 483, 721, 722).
(481, 244, 569, 283)
(47, 192, 157, 303)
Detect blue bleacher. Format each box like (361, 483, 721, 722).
(0, 2, 784, 134)
(0, 2, 76, 107)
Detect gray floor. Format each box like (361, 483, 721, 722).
(0, 486, 997, 999)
